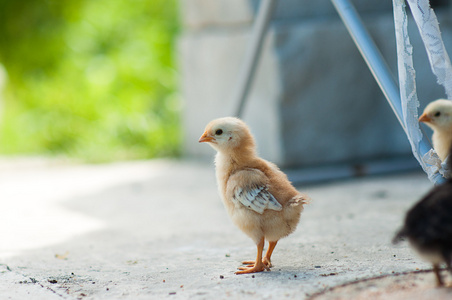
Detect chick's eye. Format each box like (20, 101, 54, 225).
(434, 111, 441, 117)
(215, 129, 223, 135)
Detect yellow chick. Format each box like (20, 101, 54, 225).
(199, 117, 309, 274)
(419, 99, 452, 161)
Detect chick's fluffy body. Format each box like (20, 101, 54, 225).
(216, 151, 304, 243)
(203, 117, 307, 243)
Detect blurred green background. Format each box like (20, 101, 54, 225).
(0, 0, 180, 162)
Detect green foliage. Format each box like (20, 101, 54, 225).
(0, 0, 180, 162)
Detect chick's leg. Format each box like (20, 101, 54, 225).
(446, 258, 452, 276)
(242, 240, 277, 268)
(262, 241, 277, 268)
(236, 237, 269, 274)
(433, 263, 444, 287)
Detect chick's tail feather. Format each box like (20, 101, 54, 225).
(288, 194, 311, 208)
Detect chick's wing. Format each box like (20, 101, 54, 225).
(227, 169, 282, 214)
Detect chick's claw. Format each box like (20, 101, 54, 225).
(242, 259, 272, 268)
(262, 257, 273, 268)
(235, 262, 270, 274)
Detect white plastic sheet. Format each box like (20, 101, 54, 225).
(407, 0, 452, 98)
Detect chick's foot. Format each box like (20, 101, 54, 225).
(263, 257, 273, 268)
(241, 258, 272, 268)
(235, 260, 270, 274)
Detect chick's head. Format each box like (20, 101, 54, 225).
(198, 117, 255, 153)
(419, 99, 452, 131)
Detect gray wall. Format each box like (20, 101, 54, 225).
(179, 0, 452, 168)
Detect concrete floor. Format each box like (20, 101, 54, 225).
(0, 158, 447, 299)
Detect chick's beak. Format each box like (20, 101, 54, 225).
(419, 113, 432, 123)
(199, 131, 215, 143)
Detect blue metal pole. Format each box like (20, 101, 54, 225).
(234, 0, 277, 118)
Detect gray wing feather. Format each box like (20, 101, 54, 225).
(232, 185, 282, 214)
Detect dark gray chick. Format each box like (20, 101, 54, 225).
(393, 154, 452, 286)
